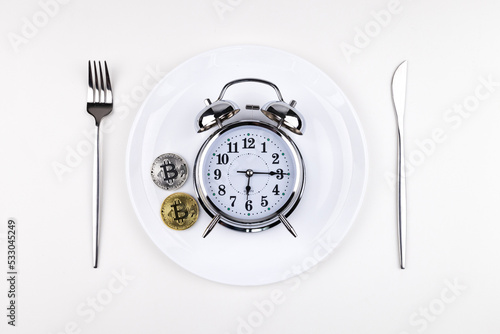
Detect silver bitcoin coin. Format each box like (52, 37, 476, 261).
(151, 153, 188, 190)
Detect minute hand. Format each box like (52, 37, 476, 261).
(236, 170, 282, 176)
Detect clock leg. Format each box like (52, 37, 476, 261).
(278, 214, 297, 238)
(202, 214, 221, 238)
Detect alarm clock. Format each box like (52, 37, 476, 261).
(193, 78, 306, 238)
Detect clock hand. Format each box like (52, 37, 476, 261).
(245, 176, 251, 200)
(236, 170, 282, 176)
(242, 169, 254, 200)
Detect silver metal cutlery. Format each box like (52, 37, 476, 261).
(391, 60, 408, 269)
(87, 61, 113, 268)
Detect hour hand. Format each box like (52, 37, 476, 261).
(245, 176, 251, 200)
(239, 169, 254, 200)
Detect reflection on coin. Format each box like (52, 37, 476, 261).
(160, 193, 199, 230)
(151, 153, 188, 190)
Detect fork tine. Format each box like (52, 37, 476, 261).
(93, 61, 100, 103)
(104, 61, 112, 104)
(88, 61, 95, 103)
(98, 61, 105, 103)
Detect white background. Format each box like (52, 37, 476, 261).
(1, 0, 499, 333)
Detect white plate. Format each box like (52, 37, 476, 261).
(126, 45, 367, 286)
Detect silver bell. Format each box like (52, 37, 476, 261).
(196, 98, 240, 133)
(261, 100, 305, 135)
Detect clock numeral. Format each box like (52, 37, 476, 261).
(272, 153, 279, 164)
(276, 168, 284, 180)
(261, 196, 268, 207)
(218, 184, 226, 196)
(245, 200, 253, 211)
(243, 137, 255, 149)
(230, 196, 236, 207)
(261, 142, 267, 153)
(214, 169, 221, 180)
(227, 142, 238, 153)
(216, 153, 229, 165)
(272, 184, 280, 196)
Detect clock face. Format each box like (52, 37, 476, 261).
(195, 121, 305, 230)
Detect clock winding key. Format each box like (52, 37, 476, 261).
(151, 153, 188, 190)
(160, 193, 199, 230)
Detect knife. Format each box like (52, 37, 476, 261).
(391, 60, 408, 269)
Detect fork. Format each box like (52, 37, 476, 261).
(87, 61, 113, 268)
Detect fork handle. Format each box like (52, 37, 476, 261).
(92, 124, 102, 268)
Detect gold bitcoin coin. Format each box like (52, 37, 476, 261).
(160, 193, 199, 230)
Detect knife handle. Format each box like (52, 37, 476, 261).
(397, 128, 407, 269)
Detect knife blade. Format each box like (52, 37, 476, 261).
(391, 60, 408, 269)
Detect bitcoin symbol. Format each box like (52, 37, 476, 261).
(171, 199, 188, 224)
(160, 159, 178, 184)
(160, 193, 199, 230)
